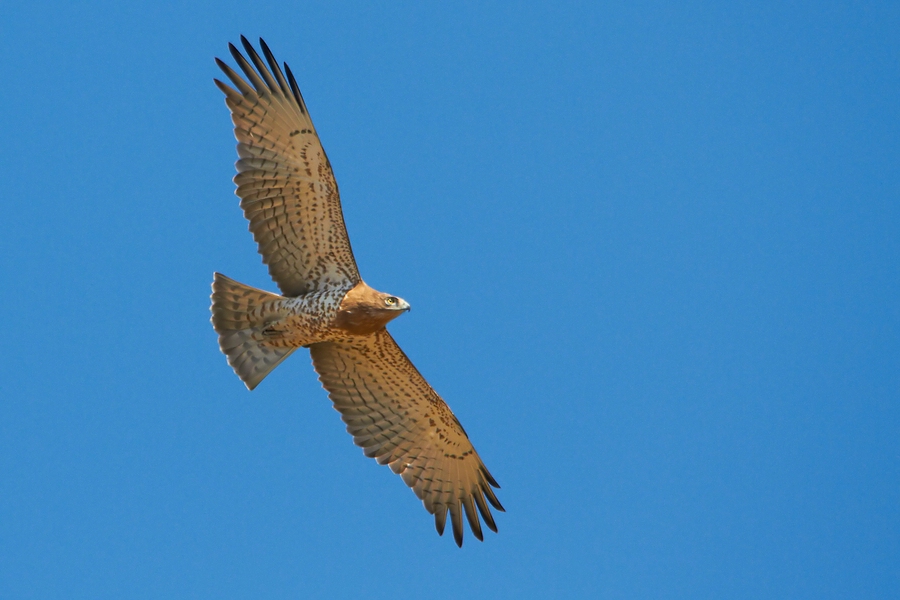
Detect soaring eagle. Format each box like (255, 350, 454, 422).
(210, 37, 503, 546)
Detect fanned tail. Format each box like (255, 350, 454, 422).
(210, 272, 296, 390)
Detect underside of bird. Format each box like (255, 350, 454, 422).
(210, 272, 408, 390)
(210, 36, 504, 546)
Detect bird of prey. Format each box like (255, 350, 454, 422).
(209, 37, 503, 546)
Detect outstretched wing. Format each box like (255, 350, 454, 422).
(216, 37, 360, 297)
(309, 330, 504, 546)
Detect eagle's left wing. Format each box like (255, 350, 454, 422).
(215, 37, 360, 297)
(309, 330, 504, 546)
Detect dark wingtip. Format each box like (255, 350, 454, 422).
(451, 507, 464, 547)
(473, 490, 497, 533)
(434, 508, 447, 536)
(212, 78, 234, 97)
(258, 37, 292, 98)
(240, 35, 259, 65)
(284, 62, 306, 114)
(481, 465, 500, 489)
(483, 484, 505, 512)
(463, 498, 484, 542)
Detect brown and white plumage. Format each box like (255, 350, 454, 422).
(215, 38, 359, 296)
(210, 37, 503, 546)
(311, 330, 503, 545)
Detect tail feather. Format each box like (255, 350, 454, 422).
(210, 272, 295, 390)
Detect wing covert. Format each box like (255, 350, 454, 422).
(216, 37, 360, 296)
(309, 330, 504, 546)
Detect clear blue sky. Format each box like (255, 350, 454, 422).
(1, 1, 897, 598)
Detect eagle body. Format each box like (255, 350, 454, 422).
(212, 275, 409, 384)
(210, 37, 503, 547)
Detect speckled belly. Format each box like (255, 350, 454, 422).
(258, 289, 347, 348)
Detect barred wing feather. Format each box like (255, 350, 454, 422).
(309, 330, 504, 546)
(215, 37, 360, 296)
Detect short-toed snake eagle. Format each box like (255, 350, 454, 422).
(210, 37, 503, 546)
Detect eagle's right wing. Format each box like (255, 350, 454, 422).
(216, 37, 360, 297)
(309, 330, 504, 546)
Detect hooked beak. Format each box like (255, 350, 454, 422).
(398, 298, 411, 312)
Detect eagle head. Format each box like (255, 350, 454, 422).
(334, 282, 410, 335)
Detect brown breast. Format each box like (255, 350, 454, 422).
(332, 281, 397, 336)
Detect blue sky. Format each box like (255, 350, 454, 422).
(1, 1, 897, 598)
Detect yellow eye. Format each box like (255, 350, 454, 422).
(385, 297, 397, 306)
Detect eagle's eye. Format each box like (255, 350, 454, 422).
(385, 297, 397, 306)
